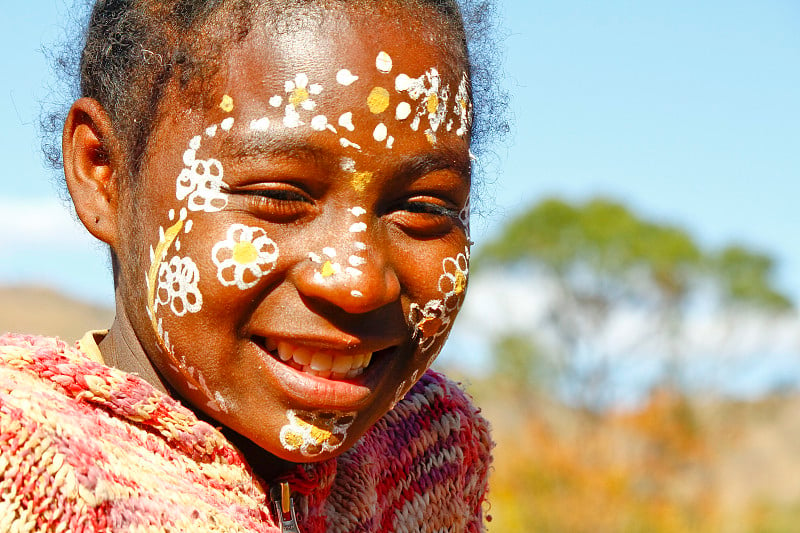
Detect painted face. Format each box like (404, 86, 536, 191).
(114, 8, 471, 464)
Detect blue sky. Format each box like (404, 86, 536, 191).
(1, 0, 798, 308)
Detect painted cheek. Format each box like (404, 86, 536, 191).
(407, 245, 471, 368)
(143, 96, 240, 414)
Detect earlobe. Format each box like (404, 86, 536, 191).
(63, 97, 122, 247)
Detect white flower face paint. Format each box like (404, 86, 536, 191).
(176, 159, 229, 212)
(393, 67, 451, 144)
(212, 224, 279, 290)
(147, 98, 236, 351)
(156, 256, 203, 317)
(453, 73, 473, 138)
(408, 246, 471, 365)
(279, 410, 356, 458)
(281, 73, 323, 127)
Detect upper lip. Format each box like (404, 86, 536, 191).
(252, 332, 402, 355)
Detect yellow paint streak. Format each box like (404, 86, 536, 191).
(289, 87, 309, 106)
(367, 87, 390, 114)
(427, 93, 439, 114)
(418, 316, 443, 337)
(321, 261, 336, 278)
(219, 95, 234, 113)
(308, 424, 334, 445)
(454, 271, 467, 295)
(147, 218, 185, 331)
(233, 241, 258, 265)
(352, 171, 374, 192)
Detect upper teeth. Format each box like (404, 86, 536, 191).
(273, 340, 373, 379)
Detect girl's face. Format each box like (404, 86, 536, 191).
(115, 8, 472, 463)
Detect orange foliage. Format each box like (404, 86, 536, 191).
(483, 388, 720, 532)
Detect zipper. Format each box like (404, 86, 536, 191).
(270, 481, 302, 533)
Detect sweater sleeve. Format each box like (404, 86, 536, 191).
(0, 364, 108, 532)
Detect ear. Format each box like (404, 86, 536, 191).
(62, 97, 124, 248)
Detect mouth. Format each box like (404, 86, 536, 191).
(255, 336, 394, 383)
(251, 335, 405, 409)
(262, 338, 373, 380)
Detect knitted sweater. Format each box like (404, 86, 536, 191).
(0, 333, 492, 532)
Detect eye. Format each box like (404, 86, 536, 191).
(389, 195, 462, 236)
(224, 184, 315, 222)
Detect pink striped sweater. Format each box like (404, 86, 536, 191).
(0, 333, 492, 532)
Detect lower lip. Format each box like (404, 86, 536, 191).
(252, 338, 395, 410)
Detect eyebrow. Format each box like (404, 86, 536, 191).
(217, 131, 471, 182)
(392, 146, 472, 184)
(216, 133, 330, 165)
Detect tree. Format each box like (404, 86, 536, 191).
(476, 197, 793, 408)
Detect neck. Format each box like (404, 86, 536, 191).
(99, 291, 171, 394)
(98, 290, 297, 482)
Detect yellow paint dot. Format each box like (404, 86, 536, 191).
(219, 95, 234, 113)
(232, 241, 259, 265)
(283, 431, 304, 448)
(425, 131, 436, 145)
(454, 271, 467, 295)
(426, 93, 439, 115)
(289, 87, 309, 106)
(367, 87, 391, 114)
(352, 171, 374, 192)
(321, 261, 336, 278)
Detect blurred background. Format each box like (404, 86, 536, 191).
(1, 1, 799, 531)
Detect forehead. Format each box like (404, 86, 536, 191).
(146, 5, 472, 188)
(218, 8, 468, 149)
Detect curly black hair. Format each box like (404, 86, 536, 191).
(42, 0, 508, 191)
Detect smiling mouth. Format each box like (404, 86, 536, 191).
(259, 338, 378, 380)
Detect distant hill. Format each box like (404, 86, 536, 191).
(0, 285, 114, 342)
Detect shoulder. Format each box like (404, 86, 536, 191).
(0, 333, 269, 532)
(329, 370, 493, 532)
(0, 333, 113, 530)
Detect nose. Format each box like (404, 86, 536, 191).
(292, 230, 401, 315)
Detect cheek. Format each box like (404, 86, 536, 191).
(407, 244, 471, 365)
(143, 101, 238, 353)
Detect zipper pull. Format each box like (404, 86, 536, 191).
(271, 482, 302, 533)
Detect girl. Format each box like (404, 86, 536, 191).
(1, 0, 496, 530)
